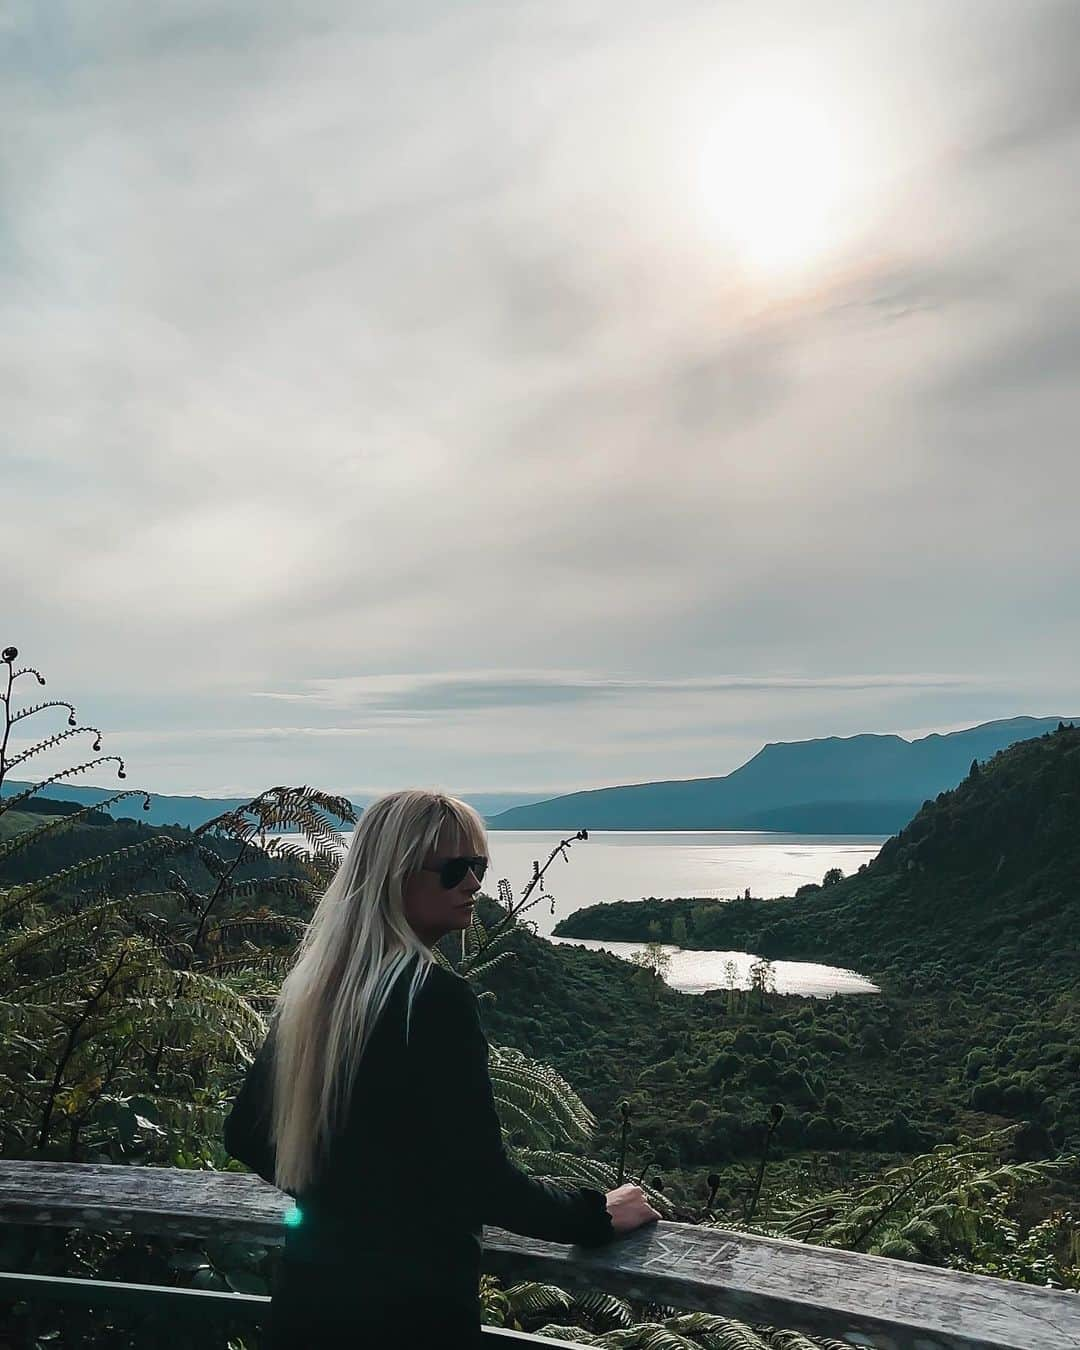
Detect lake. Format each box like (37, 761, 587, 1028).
(485, 830, 884, 937)
(546, 938, 880, 997)
(489, 829, 884, 997)
(281, 828, 884, 997)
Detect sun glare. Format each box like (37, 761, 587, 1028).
(698, 86, 859, 276)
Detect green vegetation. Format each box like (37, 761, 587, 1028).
(549, 724, 1079, 1229)
(1, 650, 1077, 1347)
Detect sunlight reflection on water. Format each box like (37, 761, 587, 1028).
(281, 828, 884, 996)
(546, 937, 880, 997)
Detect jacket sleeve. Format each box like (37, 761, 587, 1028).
(412, 973, 615, 1248)
(223, 1030, 279, 1187)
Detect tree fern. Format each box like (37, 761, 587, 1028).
(768, 1126, 1076, 1261)
(0, 647, 356, 1160)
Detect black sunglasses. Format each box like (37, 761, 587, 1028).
(421, 855, 489, 889)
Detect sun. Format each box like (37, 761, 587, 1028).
(698, 86, 858, 276)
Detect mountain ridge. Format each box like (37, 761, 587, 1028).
(0, 782, 543, 831)
(488, 715, 1077, 831)
(554, 720, 1080, 989)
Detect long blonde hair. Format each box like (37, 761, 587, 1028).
(269, 788, 487, 1194)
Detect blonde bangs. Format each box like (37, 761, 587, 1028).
(435, 795, 488, 856)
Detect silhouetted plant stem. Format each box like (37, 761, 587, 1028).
(36, 948, 128, 1152)
(616, 1100, 631, 1185)
(744, 1103, 785, 1222)
(471, 829, 589, 959)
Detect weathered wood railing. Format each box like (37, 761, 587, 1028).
(1, 1162, 1078, 1349)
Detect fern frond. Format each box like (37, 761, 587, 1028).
(6, 698, 73, 727)
(4, 725, 106, 771)
(0, 755, 130, 816)
(511, 1150, 620, 1192)
(568, 1290, 635, 1330)
(204, 951, 295, 981)
(490, 1048, 597, 1142)
(0, 896, 127, 966)
(214, 876, 312, 905)
(203, 914, 306, 948)
(502, 1282, 574, 1318)
(662, 1313, 771, 1348)
(462, 950, 518, 984)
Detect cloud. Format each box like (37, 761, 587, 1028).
(250, 669, 992, 713)
(4, 0, 1079, 792)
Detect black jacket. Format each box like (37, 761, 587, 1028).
(223, 957, 615, 1308)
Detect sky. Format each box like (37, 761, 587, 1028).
(4, 0, 1079, 799)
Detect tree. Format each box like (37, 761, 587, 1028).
(628, 940, 671, 980)
(723, 958, 741, 1015)
(671, 914, 688, 947)
(822, 867, 844, 887)
(968, 758, 981, 779)
(749, 957, 777, 1011)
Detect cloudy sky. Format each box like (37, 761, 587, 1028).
(5, 0, 1079, 799)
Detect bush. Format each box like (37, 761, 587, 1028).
(810, 1029, 849, 1054)
(644, 1058, 680, 1084)
(707, 1052, 742, 1084)
(860, 1025, 885, 1057)
(965, 1048, 991, 1080)
(806, 1114, 838, 1147)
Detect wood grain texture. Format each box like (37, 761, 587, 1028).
(2, 1162, 1078, 1350)
(0, 1272, 602, 1348)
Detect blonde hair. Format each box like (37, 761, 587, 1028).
(269, 788, 487, 1194)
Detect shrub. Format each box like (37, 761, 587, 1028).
(965, 1048, 991, 1080)
(707, 1052, 742, 1084)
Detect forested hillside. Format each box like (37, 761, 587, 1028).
(556, 721, 1080, 988)
(549, 724, 1079, 1193)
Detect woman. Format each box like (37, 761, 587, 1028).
(224, 788, 660, 1348)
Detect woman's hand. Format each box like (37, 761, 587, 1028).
(604, 1183, 662, 1235)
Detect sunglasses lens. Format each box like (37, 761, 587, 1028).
(440, 857, 487, 887)
(441, 858, 468, 888)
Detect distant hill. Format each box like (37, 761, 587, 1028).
(0, 784, 263, 830)
(555, 721, 1080, 987)
(0, 783, 546, 831)
(489, 716, 1078, 832)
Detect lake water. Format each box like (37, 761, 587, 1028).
(546, 938, 880, 997)
(280, 829, 885, 997)
(485, 830, 883, 936)
(490, 830, 884, 997)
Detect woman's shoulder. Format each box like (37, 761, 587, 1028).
(403, 960, 479, 1038)
(416, 959, 476, 1004)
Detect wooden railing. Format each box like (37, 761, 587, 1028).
(1, 1161, 1078, 1349)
